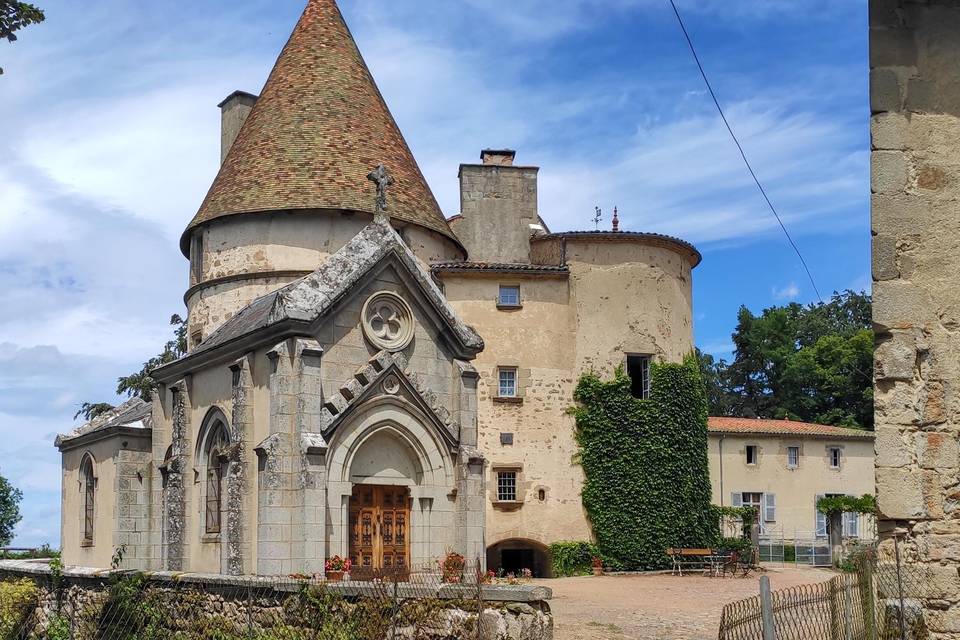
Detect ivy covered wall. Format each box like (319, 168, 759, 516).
(572, 356, 717, 569)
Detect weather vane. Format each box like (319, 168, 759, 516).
(367, 164, 394, 224)
(593, 206, 602, 230)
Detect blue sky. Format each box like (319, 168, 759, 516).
(0, 0, 868, 547)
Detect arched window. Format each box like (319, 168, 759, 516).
(197, 409, 230, 536)
(80, 454, 95, 544)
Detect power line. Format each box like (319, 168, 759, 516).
(667, 0, 823, 303)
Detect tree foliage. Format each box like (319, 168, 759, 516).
(0, 472, 23, 546)
(698, 290, 872, 429)
(78, 315, 187, 419)
(116, 314, 187, 402)
(816, 493, 876, 516)
(571, 357, 717, 569)
(1, 2, 44, 74)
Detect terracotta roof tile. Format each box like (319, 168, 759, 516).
(707, 417, 873, 439)
(431, 261, 569, 274)
(182, 0, 457, 255)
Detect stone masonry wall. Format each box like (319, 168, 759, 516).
(0, 561, 553, 640)
(871, 0, 960, 634)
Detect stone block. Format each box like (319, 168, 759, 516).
(872, 150, 908, 195)
(871, 27, 917, 67)
(872, 112, 909, 150)
(876, 426, 912, 468)
(905, 77, 939, 115)
(921, 431, 959, 469)
(872, 234, 900, 281)
(921, 381, 948, 425)
(871, 68, 902, 114)
(877, 468, 926, 519)
(874, 280, 934, 330)
(875, 331, 917, 381)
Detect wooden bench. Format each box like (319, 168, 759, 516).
(665, 547, 714, 576)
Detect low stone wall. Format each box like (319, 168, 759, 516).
(0, 559, 553, 640)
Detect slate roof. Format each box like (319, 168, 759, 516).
(56, 398, 152, 449)
(431, 261, 569, 274)
(178, 220, 483, 362)
(181, 0, 458, 255)
(707, 417, 874, 439)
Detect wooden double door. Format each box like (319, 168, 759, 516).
(349, 485, 410, 578)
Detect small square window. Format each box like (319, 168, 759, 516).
(497, 471, 517, 502)
(787, 446, 800, 468)
(500, 432, 514, 445)
(626, 354, 651, 399)
(829, 447, 842, 469)
(746, 445, 758, 465)
(498, 368, 517, 397)
(498, 285, 520, 307)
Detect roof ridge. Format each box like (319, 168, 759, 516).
(181, 0, 458, 255)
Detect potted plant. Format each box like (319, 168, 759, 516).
(592, 556, 603, 576)
(325, 555, 351, 582)
(440, 551, 466, 583)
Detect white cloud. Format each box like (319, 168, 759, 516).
(773, 282, 801, 300)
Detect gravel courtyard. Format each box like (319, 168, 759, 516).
(537, 565, 834, 640)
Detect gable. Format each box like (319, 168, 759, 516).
(154, 221, 483, 383)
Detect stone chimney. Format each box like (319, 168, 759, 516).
(454, 150, 538, 263)
(480, 149, 516, 166)
(218, 90, 258, 164)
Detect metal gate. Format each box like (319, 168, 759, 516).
(758, 526, 785, 564)
(794, 531, 832, 567)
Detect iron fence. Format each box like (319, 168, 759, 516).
(0, 559, 546, 640)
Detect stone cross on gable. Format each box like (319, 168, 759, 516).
(367, 164, 394, 224)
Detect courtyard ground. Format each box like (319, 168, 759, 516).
(536, 564, 834, 640)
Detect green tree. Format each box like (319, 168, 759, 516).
(116, 314, 187, 401)
(78, 315, 187, 417)
(705, 290, 872, 429)
(695, 347, 735, 416)
(73, 402, 115, 421)
(0, 472, 22, 546)
(1, 1, 44, 74)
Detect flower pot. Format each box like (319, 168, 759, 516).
(593, 566, 603, 576)
(327, 571, 344, 582)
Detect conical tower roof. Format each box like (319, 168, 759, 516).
(181, 0, 459, 255)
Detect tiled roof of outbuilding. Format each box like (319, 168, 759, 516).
(181, 0, 458, 255)
(707, 416, 873, 439)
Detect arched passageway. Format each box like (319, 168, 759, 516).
(486, 539, 552, 578)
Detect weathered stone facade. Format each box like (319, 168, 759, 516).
(872, 0, 960, 632)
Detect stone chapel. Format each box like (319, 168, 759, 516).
(55, 0, 700, 577)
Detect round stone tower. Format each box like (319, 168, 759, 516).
(181, 0, 464, 349)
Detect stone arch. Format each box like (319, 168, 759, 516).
(327, 396, 453, 488)
(325, 396, 456, 564)
(194, 407, 231, 548)
(486, 537, 552, 578)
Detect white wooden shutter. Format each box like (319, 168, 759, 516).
(843, 512, 859, 537)
(763, 493, 776, 522)
(815, 494, 827, 537)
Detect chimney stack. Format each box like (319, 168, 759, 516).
(480, 149, 516, 166)
(454, 149, 538, 263)
(218, 90, 258, 164)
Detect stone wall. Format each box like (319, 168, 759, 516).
(0, 560, 553, 640)
(871, 0, 960, 634)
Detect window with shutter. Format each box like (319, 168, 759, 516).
(815, 494, 827, 537)
(763, 493, 776, 522)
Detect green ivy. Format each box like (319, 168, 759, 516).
(571, 357, 717, 570)
(548, 541, 598, 577)
(816, 494, 876, 516)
